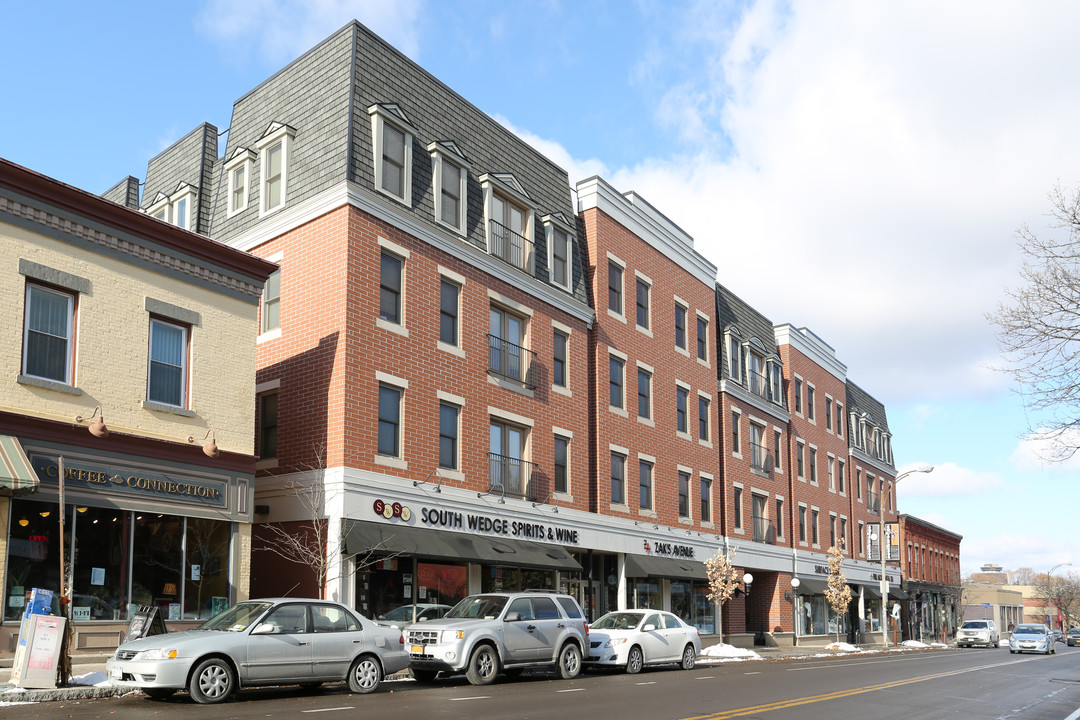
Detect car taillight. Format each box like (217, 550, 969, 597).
(399, 633, 405, 645)
(584, 621, 589, 637)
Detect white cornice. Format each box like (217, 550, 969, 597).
(223, 181, 595, 325)
(576, 176, 717, 288)
(774, 323, 848, 381)
(718, 380, 791, 423)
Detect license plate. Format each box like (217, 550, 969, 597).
(110, 666, 122, 680)
(410, 645, 425, 654)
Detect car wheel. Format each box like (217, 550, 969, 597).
(411, 669, 439, 683)
(348, 654, 383, 694)
(188, 658, 236, 704)
(143, 687, 176, 700)
(681, 644, 697, 670)
(557, 643, 582, 680)
(1010, 649, 1016, 654)
(466, 645, 499, 686)
(626, 645, 644, 674)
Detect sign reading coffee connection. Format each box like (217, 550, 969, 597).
(31, 456, 226, 507)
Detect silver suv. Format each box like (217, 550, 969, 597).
(404, 591, 588, 685)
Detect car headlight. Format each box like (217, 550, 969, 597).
(604, 638, 628, 648)
(441, 630, 464, 642)
(135, 648, 179, 661)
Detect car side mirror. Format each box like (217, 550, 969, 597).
(505, 612, 521, 622)
(643, 624, 656, 632)
(251, 622, 274, 635)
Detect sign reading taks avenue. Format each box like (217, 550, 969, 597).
(31, 455, 226, 507)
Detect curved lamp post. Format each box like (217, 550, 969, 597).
(878, 464, 933, 647)
(1048, 562, 1072, 630)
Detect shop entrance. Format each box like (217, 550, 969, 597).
(562, 578, 602, 620)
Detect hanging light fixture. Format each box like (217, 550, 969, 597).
(75, 405, 109, 437)
(188, 429, 219, 458)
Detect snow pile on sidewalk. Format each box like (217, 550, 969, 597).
(699, 644, 761, 662)
(823, 642, 863, 653)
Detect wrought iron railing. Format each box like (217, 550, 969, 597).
(487, 334, 537, 387)
(489, 219, 533, 272)
(748, 371, 768, 399)
(487, 452, 539, 500)
(750, 442, 773, 474)
(752, 515, 776, 544)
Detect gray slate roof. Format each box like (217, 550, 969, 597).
(715, 282, 780, 369)
(845, 380, 890, 434)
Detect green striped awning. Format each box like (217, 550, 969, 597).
(0, 435, 37, 495)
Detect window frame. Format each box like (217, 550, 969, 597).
(609, 353, 625, 410)
(22, 282, 75, 386)
(698, 393, 711, 443)
(700, 475, 712, 523)
(676, 384, 689, 435)
(379, 250, 404, 326)
(261, 269, 281, 335)
(696, 313, 709, 362)
(677, 470, 690, 518)
(428, 141, 469, 235)
(544, 215, 574, 292)
(258, 390, 278, 460)
(439, 275, 460, 347)
(611, 451, 626, 506)
(733, 484, 743, 531)
(225, 149, 255, 216)
(256, 124, 295, 217)
(636, 366, 652, 420)
(377, 382, 403, 459)
(554, 433, 570, 495)
(638, 458, 654, 511)
(370, 105, 416, 207)
(607, 258, 624, 317)
(553, 328, 568, 389)
(635, 274, 651, 331)
(438, 401, 460, 471)
(674, 300, 688, 351)
(147, 316, 190, 409)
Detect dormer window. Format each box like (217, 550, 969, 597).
(145, 183, 197, 231)
(481, 173, 536, 273)
(370, 104, 416, 207)
(542, 213, 575, 292)
(726, 330, 743, 382)
(255, 123, 296, 217)
(225, 148, 256, 216)
(428, 140, 470, 235)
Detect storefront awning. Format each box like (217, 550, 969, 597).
(889, 587, 909, 600)
(624, 554, 707, 581)
(793, 579, 829, 595)
(0, 436, 37, 496)
(343, 521, 582, 571)
(856, 583, 882, 599)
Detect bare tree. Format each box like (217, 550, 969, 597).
(823, 545, 852, 643)
(704, 546, 741, 607)
(256, 447, 400, 600)
(1010, 567, 1037, 585)
(990, 183, 1080, 460)
(1033, 570, 1080, 630)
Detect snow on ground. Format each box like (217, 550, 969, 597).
(699, 643, 761, 661)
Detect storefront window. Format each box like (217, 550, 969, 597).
(70, 506, 128, 621)
(184, 517, 231, 619)
(630, 579, 660, 609)
(481, 565, 554, 593)
(670, 580, 716, 635)
(5, 498, 233, 623)
(417, 562, 468, 607)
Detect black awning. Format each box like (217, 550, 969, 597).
(624, 554, 707, 581)
(856, 583, 882, 599)
(889, 587, 909, 600)
(343, 521, 581, 571)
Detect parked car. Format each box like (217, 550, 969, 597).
(1049, 628, 1064, 644)
(956, 619, 999, 648)
(377, 604, 451, 626)
(584, 609, 700, 673)
(107, 598, 407, 703)
(1067, 628, 1080, 647)
(1008, 623, 1055, 655)
(404, 590, 588, 685)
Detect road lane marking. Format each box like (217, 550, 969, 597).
(743, 672, 761, 675)
(680, 658, 1033, 720)
(302, 708, 355, 713)
(636, 681, 657, 685)
(450, 696, 492, 701)
(557, 688, 585, 693)
(695, 676, 716, 680)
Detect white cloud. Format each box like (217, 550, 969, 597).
(493, 115, 609, 189)
(960, 534, 1073, 577)
(195, 0, 422, 66)
(895, 462, 1004, 499)
(1011, 428, 1080, 471)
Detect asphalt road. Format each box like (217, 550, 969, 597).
(22, 645, 1080, 720)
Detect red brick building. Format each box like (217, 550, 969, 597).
(899, 514, 962, 641)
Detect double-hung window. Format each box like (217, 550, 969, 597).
(674, 303, 687, 350)
(637, 367, 652, 420)
(676, 386, 689, 434)
(638, 460, 653, 511)
(23, 283, 74, 385)
(728, 335, 741, 381)
(226, 150, 255, 216)
(609, 355, 625, 409)
(611, 452, 626, 505)
(678, 471, 690, 518)
(698, 394, 710, 441)
(554, 435, 569, 494)
(733, 486, 743, 530)
(148, 318, 188, 408)
(261, 270, 281, 334)
(553, 329, 568, 388)
(378, 384, 402, 457)
(544, 215, 573, 292)
(438, 402, 459, 470)
(370, 105, 415, 206)
(696, 316, 708, 361)
(608, 261, 623, 315)
(439, 278, 459, 346)
(700, 476, 711, 522)
(380, 252, 403, 324)
(635, 277, 650, 329)
(256, 124, 295, 216)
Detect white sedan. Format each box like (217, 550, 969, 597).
(584, 610, 701, 673)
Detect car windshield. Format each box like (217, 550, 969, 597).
(445, 595, 508, 619)
(1069, 629, 1080, 636)
(962, 622, 987, 629)
(592, 612, 644, 630)
(1014, 625, 1045, 635)
(198, 601, 274, 631)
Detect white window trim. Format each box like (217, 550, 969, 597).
(552, 320, 572, 397)
(480, 173, 537, 271)
(429, 141, 470, 235)
(370, 105, 416, 207)
(697, 390, 713, 448)
(806, 382, 817, 424)
(22, 282, 75, 386)
(673, 295, 689, 355)
(606, 252, 627, 322)
(608, 349, 628, 417)
(793, 374, 804, 416)
(772, 425, 784, 473)
(731, 407, 742, 459)
(553, 427, 574, 500)
(146, 184, 197, 230)
(636, 361, 654, 426)
(675, 379, 692, 440)
(732, 481, 745, 534)
(376, 373, 408, 469)
(677, 464, 693, 521)
(634, 270, 653, 337)
(699, 471, 715, 528)
(543, 214, 575, 292)
(437, 266, 466, 358)
(808, 443, 819, 486)
(695, 310, 710, 366)
(796, 439, 806, 481)
(256, 124, 296, 217)
(147, 317, 189, 410)
(225, 149, 256, 217)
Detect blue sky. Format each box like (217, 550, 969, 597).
(5, 0, 1079, 577)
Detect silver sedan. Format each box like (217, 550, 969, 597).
(106, 598, 407, 703)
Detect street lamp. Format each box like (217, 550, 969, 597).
(1048, 562, 1072, 630)
(878, 464, 933, 647)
